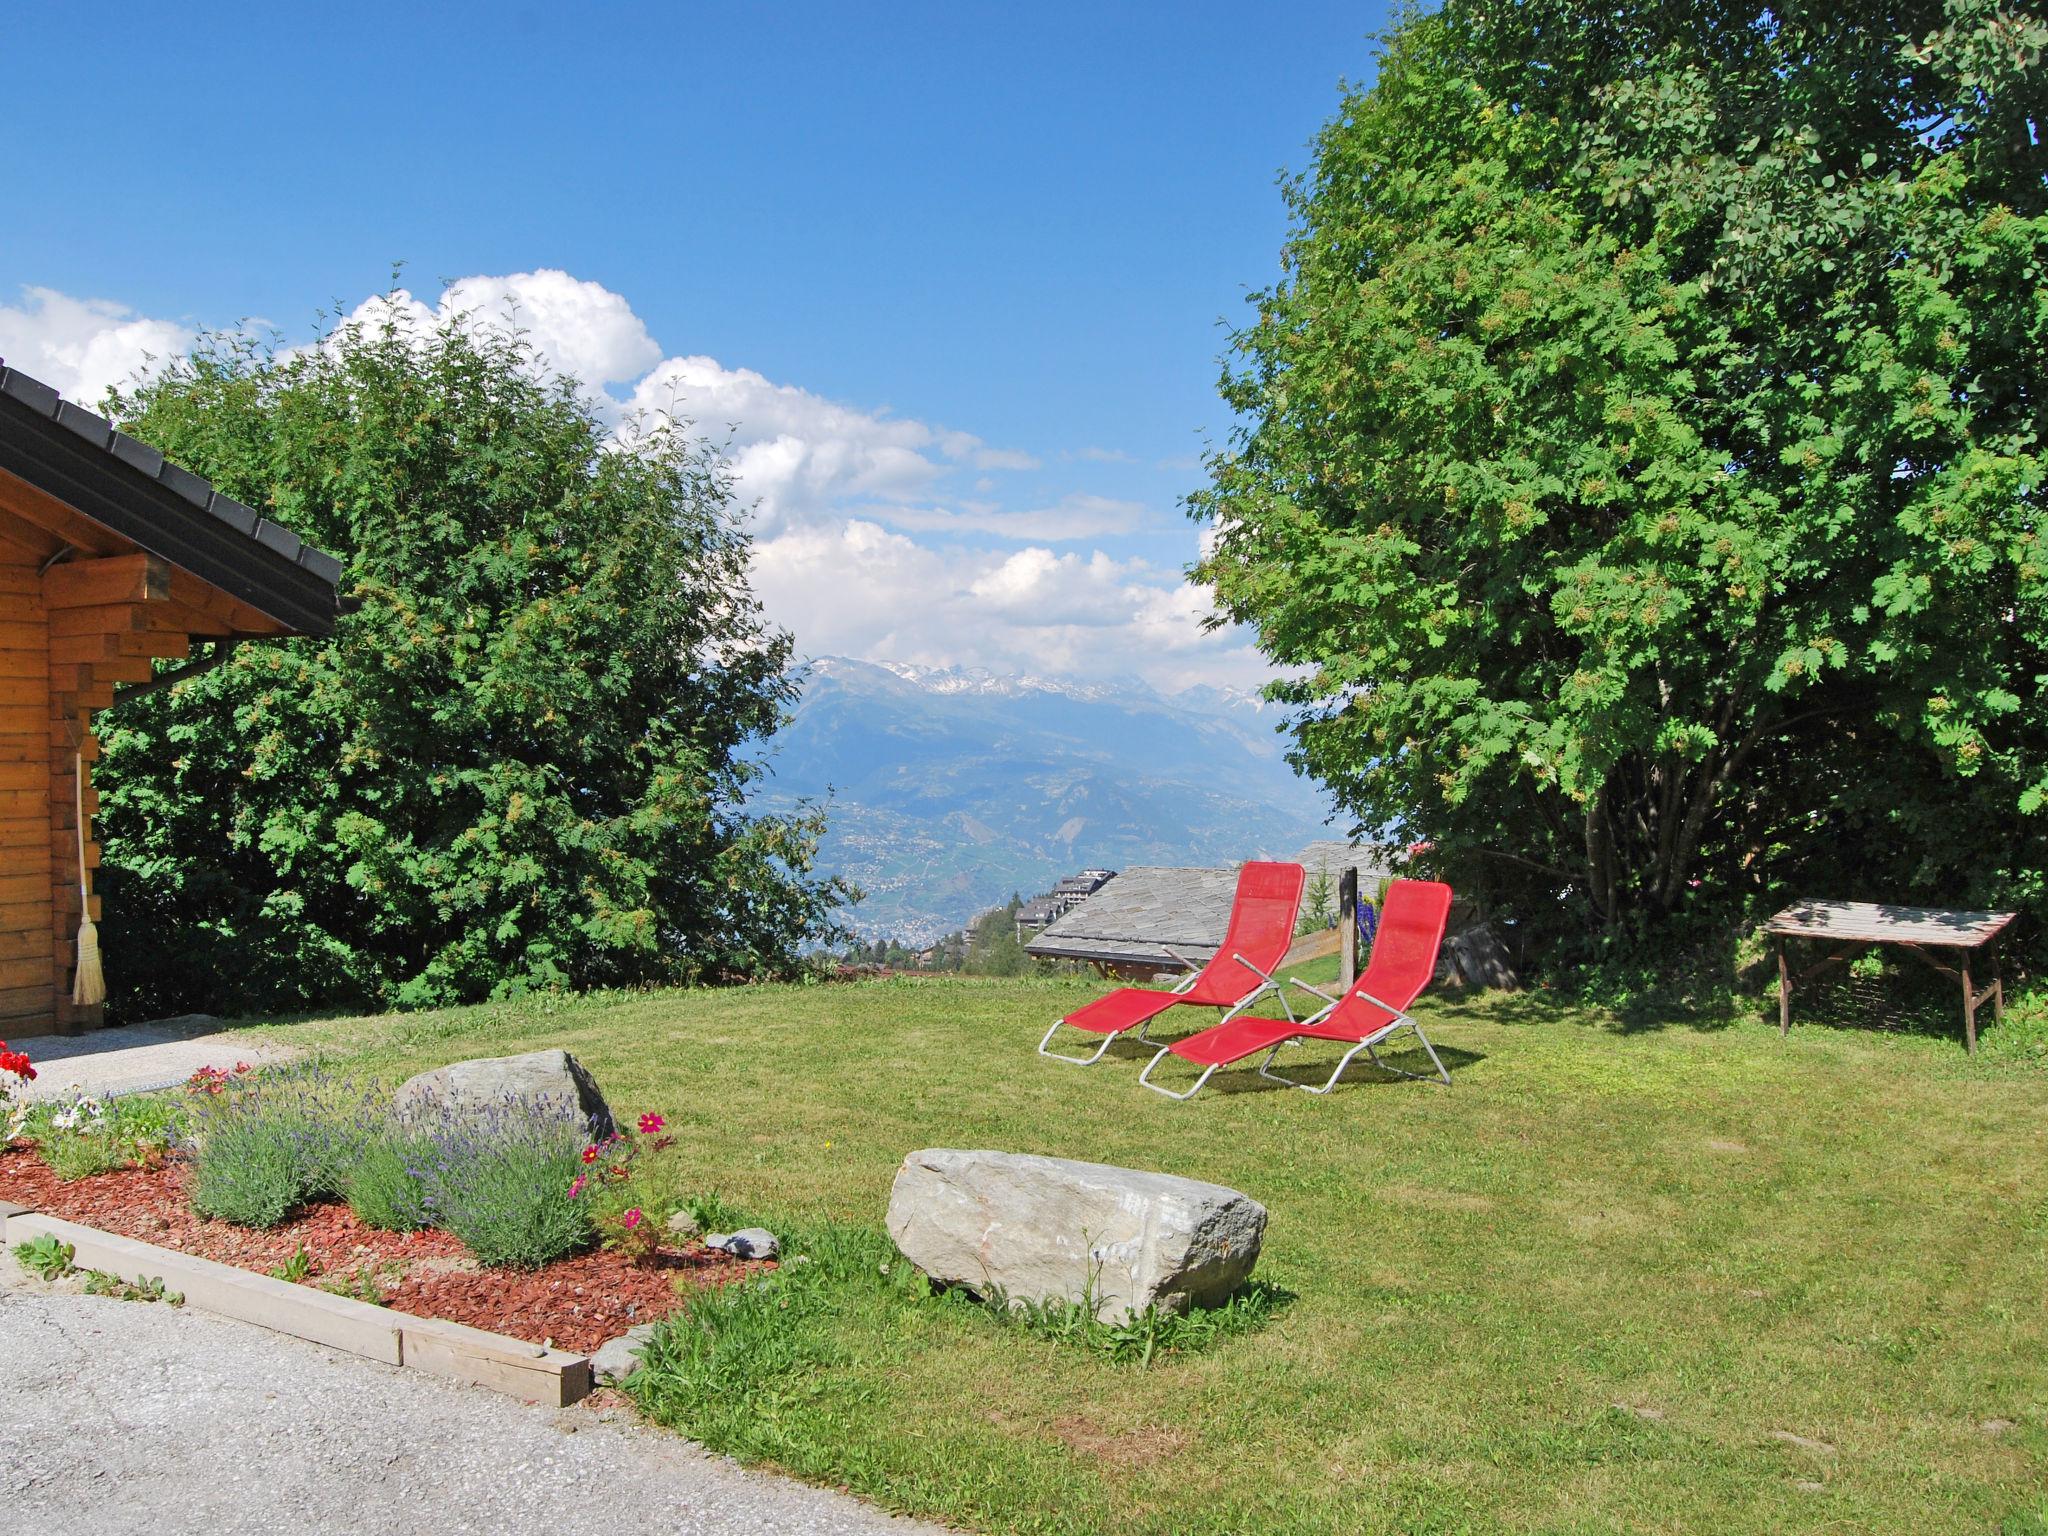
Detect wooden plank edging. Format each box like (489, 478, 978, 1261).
(1, 1209, 592, 1406)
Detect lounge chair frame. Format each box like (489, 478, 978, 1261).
(1038, 950, 1293, 1066)
(1135, 977, 1448, 1099)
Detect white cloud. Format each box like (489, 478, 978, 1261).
(867, 492, 1153, 542)
(0, 286, 194, 407)
(749, 519, 1261, 688)
(0, 273, 1269, 691)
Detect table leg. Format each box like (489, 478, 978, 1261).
(1777, 940, 1790, 1037)
(1962, 948, 1977, 1056)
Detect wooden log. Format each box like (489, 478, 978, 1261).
(42, 554, 170, 610)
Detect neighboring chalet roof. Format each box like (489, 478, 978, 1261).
(1015, 898, 1061, 926)
(1024, 864, 1245, 971)
(1024, 844, 1407, 970)
(1295, 839, 1400, 889)
(0, 364, 342, 636)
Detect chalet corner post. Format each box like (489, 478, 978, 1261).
(0, 364, 341, 1037)
(1339, 867, 1359, 992)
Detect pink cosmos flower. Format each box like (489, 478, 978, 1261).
(621, 1208, 643, 1230)
(638, 1112, 666, 1135)
(568, 1174, 587, 1199)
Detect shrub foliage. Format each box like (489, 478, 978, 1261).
(98, 305, 849, 1016)
(1194, 1, 2048, 961)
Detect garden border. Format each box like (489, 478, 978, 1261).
(2, 1202, 594, 1406)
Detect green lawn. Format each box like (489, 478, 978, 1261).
(246, 974, 2048, 1535)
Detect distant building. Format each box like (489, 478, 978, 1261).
(1015, 868, 1118, 941)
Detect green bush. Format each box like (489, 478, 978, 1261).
(27, 1094, 184, 1181)
(188, 1071, 378, 1228)
(343, 1135, 433, 1231)
(415, 1109, 591, 1268)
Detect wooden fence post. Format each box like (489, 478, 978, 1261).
(1339, 867, 1358, 991)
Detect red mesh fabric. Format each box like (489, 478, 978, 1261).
(1059, 861, 1306, 1029)
(1166, 1014, 1299, 1067)
(1320, 878, 1453, 1038)
(1167, 877, 1453, 1064)
(1060, 986, 1201, 1037)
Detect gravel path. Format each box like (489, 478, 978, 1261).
(0, 1254, 949, 1536)
(15, 1019, 298, 1102)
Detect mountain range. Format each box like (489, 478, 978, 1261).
(755, 657, 1337, 942)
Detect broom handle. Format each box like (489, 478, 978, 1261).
(75, 751, 87, 905)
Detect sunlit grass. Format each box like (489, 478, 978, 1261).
(239, 973, 2048, 1535)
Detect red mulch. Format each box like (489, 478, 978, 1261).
(0, 1144, 766, 1356)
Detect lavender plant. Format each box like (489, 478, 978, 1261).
(403, 1092, 594, 1268)
(188, 1068, 383, 1228)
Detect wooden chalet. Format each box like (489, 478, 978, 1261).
(0, 364, 342, 1036)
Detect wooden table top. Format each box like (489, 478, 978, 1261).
(1763, 899, 2018, 948)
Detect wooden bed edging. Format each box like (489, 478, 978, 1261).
(2, 1207, 594, 1407)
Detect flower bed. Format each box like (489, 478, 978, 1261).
(0, 1144, 767, 1355)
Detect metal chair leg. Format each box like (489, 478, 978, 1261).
(1038, 1019, 1117, 1065)
(1138, 1045, 1219, 1100)
(1362, 1021, 1451, 1085)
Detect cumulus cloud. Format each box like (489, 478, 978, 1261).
(868, 492, 1153, 542)
(0, 272, 1265, 691)
(749, 519, 1261, 687)
(0, 286, 194, 407)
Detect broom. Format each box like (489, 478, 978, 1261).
(70, 751, 104, 1008)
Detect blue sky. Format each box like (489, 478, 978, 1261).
(0, 2, 1393, 690)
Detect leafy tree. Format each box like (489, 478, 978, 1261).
(1195, 0, 2048, 962)
(97, 304, 849, 1017)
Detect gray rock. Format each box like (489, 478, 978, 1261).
(665, 1208, 702, 1240)
(590, 1323, 658, 1384)
(704, 1228, 779, 1260)
(390, 1049, 616, 1144)
(886, 1149, 1266, 1323)
(1442, 920, 1519, 991)
(725, 1228, 779, 1261)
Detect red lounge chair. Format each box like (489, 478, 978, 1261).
(1036, 861, 1307, 1066)
(1138, 878, 1454, 1099)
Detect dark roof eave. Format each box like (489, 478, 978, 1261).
(0, 370, 341, 636)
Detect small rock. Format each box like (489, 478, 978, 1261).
(665, 1209, 702, 1240)
(1768, 1430, 1837, 1455)
(591, 1323, 658, 1384)
(707, 1227, 779, 1260)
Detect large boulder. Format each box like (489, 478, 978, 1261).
(390, 1049, 616, 1144)
(886, 1149, 1266, 1323)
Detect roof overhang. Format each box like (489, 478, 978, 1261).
(0, 367, 341, 637)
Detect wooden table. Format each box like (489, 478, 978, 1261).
(1763, 900, 2017, 1054)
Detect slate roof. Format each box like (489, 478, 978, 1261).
(1023, 843, 1403, 970)
(1024, 864, 1246, 970)
(1295, 840, 1400, 891)
(0, 363, 343, 636)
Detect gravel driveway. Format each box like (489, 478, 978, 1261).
(0, 1254, 948, 1536)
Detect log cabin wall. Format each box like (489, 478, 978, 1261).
(0, 537, 56, 1032)
(0, 363, 343, 1036)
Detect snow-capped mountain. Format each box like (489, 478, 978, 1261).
(759, 657, 1335, 942)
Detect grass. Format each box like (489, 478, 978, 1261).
(231, 970, 2048, 1535)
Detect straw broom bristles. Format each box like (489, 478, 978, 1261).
(71, 752, 104, 1008)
